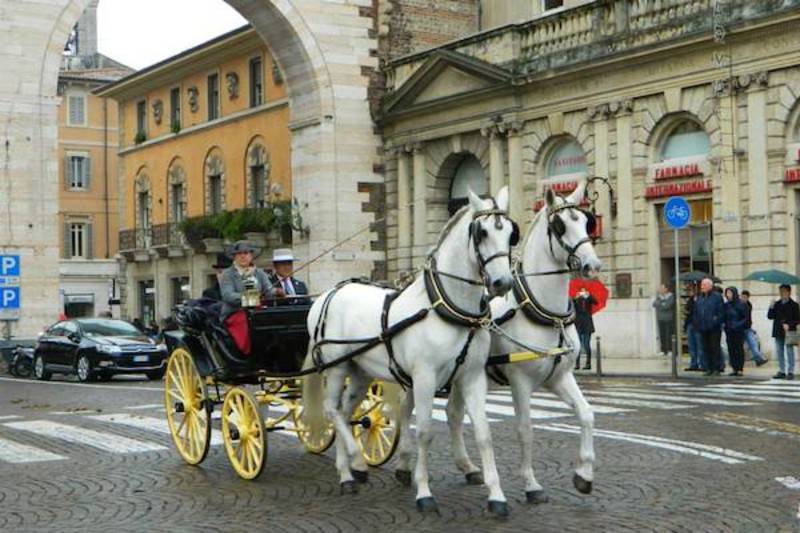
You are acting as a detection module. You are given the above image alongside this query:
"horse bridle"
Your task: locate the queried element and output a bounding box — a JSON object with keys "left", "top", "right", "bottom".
{"left": 521, "top": 202, "right": 596, "bottom": 277}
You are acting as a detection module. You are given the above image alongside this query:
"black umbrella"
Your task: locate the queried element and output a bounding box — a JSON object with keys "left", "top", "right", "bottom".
{"left": 676, "top": 271, "right": 722, "bottom": 284}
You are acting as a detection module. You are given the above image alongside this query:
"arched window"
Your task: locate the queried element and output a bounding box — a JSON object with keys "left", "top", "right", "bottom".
{"left": 447, "top": 154, "right": 487, "bottom": 215}
{"left": 545, "top": 139, "right": 587, "bottom": 178}
{"left": 134, "top": 171, "right": 151, "bottom": 248}
{"left": 167, "top": 162, "right": 187, "bottom": 224}
{"left": 660, "top": 121, "right": 710, "bottom": 161}
{"left": 205, "top": 150, "right": 225, "bottom": 214}
{"left": 246, "top": 141, "right": 270, "bottom": 208}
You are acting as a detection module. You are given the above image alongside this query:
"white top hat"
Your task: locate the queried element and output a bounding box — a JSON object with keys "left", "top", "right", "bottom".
{"left": 273, "top": 248, "right": 295, "bottom": 262}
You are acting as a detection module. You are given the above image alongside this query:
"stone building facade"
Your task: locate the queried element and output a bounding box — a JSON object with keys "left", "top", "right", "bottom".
{"left": 379, "top": 0, "right": 800, "bottom": 358}
{"left": 0, "top": 0, "right": 383, "bottom": 337}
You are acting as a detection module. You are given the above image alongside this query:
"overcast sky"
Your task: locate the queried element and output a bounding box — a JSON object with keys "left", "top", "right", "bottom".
{"left": 97, "top": 0, "right": 247, "bottom": 70}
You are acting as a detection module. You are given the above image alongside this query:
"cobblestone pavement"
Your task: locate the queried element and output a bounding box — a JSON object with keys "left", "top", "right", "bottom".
{"left": 0, "top": 374, "right": 798, "bottom": 532}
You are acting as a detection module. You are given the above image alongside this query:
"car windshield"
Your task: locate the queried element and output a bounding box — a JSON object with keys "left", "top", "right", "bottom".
{"left": 78, "top": 319, "right": 144, "bottom": 337}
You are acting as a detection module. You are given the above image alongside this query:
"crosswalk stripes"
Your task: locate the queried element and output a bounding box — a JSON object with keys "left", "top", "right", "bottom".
{"left": 0, "top": 437, "right": 66, "bottom": 463}
{"left": 87, "top": 413, "right": 224, "bottom": 446}
{"left": 3, "top": 420, "right": 167, "bottom": 454}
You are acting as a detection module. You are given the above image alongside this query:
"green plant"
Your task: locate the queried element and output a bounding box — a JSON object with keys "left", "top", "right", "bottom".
{"left": 271, "top": 198, "right": 310, "bottom": 239}
{"left": 178, "top": 215, "right": 223, "bottom": 245}
{"left": 220, "top": 208, "right": 272, "bottom": 241}
{"left": 170, "top": 120, "right": 181, "bottom": 134}
{"left": 134, "top": 130, "right": 146, "bottom": 144}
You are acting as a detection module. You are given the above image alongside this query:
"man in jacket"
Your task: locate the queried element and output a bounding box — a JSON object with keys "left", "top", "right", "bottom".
{"left": 652, "top": 283, "right": 675, "bottom": 356}
{"left": 573, "top": 287, "right": 597, "bottom": 370}
{"left": 767, "top": 284, "right": 799, "bottom": 380}
{"left": 684, "top": 284, "right": 704, "bottom": 371}
{"left": 691, "top": 278, "right": 725, "bottom": 376}
{"left": 267, "top": 248, "right": 309, "bottom": 306}
{"left": 740, "top": 290, "right": 768, "bottom": 367}
{"left": 723, "top": 287, "right": 748, "bottom": 376}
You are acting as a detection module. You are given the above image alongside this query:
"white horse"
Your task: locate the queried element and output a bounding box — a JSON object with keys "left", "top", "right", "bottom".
{"left": 446, "top": 180, "right": 602, "bottom": 503}
{"left": 303, "top": 188, "right": 517, "bottom": 516}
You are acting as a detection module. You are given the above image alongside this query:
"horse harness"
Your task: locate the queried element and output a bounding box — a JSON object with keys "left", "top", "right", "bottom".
{"left": 310, "top": 206, "right": 517, "bottom": 390}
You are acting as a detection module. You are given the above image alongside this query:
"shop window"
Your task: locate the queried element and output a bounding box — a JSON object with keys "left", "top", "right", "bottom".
{"left": 171, "top": 277, "right": 191, "bottom": 307}
{"left": 250, "top": 56, "right": 263, "bottom": 107}
{"left": 448, "top": 155, "right": 487, "bottom": 215}
{"left": 208, "top": 73, "right": 220, "bottom": 121}
{"left": 657, "top": 198, "right": 713, "bottom": 285}
{"left": 545, "top": 139, "right": 587, "bottom": 178}
{"left": 138, "top": 280, "right": 155, "bottom": 325}
{"left": 660, "top": 121, "right": 710, "bottom": 161}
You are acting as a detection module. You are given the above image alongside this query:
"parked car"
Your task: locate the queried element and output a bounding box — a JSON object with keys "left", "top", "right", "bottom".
{"left": 33, "top": 318, "right": 168, "bottom": 382}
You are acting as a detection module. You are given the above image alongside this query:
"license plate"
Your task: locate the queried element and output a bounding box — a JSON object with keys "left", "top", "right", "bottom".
{"left": 133, "top": 355, "right": 149, "bottom": 363}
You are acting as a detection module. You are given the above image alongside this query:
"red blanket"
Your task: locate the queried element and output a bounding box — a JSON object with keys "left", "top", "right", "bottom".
{"left": 224, "top": 309, "right": 251, "bottom": 356}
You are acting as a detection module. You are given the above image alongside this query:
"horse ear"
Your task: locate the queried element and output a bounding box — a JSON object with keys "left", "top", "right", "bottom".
{"left": 567, "top": 179, "right": 588, "bottom": 205}
{"left": 467, "top": 187, "right": 485, "bottom": 212}
{"left": 495, "top": 186, "right": 509, "bottom": 211}
{"left": 545, "top": 188, "right": 557, "bottom": 210}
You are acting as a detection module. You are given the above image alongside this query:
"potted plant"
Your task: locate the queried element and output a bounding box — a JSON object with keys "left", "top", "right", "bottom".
{"left": 170, "top": 120, "right": 181, "bottom": 134}
{"left": 179, "top": 214, "right": 224, "bottom": 253}
{"left": 134, "top": 131, "right": 146, "bottom": 144}
{"left": 242, "top": 208, "right": 273, "bottom": 247}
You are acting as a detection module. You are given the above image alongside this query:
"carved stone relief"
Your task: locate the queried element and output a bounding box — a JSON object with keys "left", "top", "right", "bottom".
{"left": 152, "top": 99, "right": 163, "bottom": 125}
{"left": 226, "top": 72, "right": 239, "bottom": 99}
{"left": 187, "top": 87, "right": 199, "bottom": 113}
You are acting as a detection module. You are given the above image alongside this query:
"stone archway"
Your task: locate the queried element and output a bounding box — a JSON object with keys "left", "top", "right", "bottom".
{"left": 0, "top": 0, "right": 380, "bottom": 335}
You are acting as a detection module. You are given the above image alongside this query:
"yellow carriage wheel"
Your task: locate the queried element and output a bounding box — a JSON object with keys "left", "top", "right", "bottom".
{"left": 352, "top": 381, "right": 400, "bottom": 467}
{"left": 164, "top": 348, "right": 212, "bottom": 465}
{"left": 293, "top": 406, "right": 335, "bottom": 454}
{"left": 221, "top": 387, "right": 266, "bottom": 480}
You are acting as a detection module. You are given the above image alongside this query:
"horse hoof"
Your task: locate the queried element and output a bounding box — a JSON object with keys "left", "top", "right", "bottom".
{"left": 573, "top": 473, "right": 593, "bottom": 494}
{"left": 340, "top": 480, "right": 358, "bottom": 495}
{"left": 395, "top": 469, "right": 412, "bottom": 487}
{"left": 416, "top": 497, "right": 439, "bottom": 514}
{"left": 525, "top": 490, "right": 549, "bottom": 504}
{"left": 351, "top": 469, "right": 369, "bottom": 484}
{"left": 487, "top": 500, "right": 510, "bottom": 518}
{"left": 465, "top": 471, "right": 484, "bottom": 486}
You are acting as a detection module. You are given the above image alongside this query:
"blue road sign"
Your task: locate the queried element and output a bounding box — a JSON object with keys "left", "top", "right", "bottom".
{"left": 0, "top": 287, "right": 20, "bottom": 309}
{"left": 664, "top": 196, "right": 691, "bottom": 230}
{"left": 0, "top": 255, "right": 20, "bottom": 277}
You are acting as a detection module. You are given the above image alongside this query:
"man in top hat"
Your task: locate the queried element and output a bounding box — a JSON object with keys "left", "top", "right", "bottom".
{"left": 202, "top": 253, "right": 232, "bottom": 301}
{"left": 268, "top": 248, "right": 309, "bottom": 305}
{"left": 220, "top": 241, "right": 274, "bottom": 355}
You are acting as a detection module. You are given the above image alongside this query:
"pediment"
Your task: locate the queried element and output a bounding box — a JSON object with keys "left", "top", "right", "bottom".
{"left": 384, "top": 50, "right": 511, "bottom": 115}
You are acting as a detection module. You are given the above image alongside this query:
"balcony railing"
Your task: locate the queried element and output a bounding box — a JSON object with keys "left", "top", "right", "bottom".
{"left": 119, "top": 228, "right": 152, "bottom": 252}
{"left": 386, "top": 0, "right": 800, "bottom": 90}
{"left": 152, "top": 223, "right": 185, "bottom": 247}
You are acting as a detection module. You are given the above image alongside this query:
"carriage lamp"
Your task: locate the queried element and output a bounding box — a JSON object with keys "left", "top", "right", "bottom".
{"left": 241, "top": 277, "right": 261, "bottom": 308}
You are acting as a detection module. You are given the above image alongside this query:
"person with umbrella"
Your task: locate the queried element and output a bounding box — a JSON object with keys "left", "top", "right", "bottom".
{"left": 573, "top": 287, "right": 597, "bottom": 370}
{"left": 767, "top": 284, "right": 798, "bottom": 380}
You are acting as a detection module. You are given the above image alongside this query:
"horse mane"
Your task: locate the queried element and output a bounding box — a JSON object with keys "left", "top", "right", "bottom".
{"left": 426, "top": 204, "right": 472, "bottom": 260}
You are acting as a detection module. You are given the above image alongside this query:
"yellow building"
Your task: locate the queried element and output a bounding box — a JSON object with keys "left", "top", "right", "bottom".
{"left": 58, "top": 1, "right": 132, "bottom": 318}
{"left": 97, "top": 25, "right": 291, "bottom": 323}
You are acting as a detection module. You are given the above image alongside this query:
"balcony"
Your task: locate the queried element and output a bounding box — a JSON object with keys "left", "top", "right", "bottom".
{"left": 385, "top": 0, "right": 800, "bottom": 91}
{"left": 152, "top": 223, "right": 187, "bottom": 258}
{"left": 119, "top": 228, "right": 153, "bottom": 262}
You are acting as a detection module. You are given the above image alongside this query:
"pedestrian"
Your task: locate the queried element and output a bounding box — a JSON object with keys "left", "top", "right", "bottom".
{"left": 652, "top": 283, "right": 675, "bottom": 356}
{"left": 691, "top": 278, "right": 725, "bottom": 376}
{"left": 740, "top": 290, "right": 769, "bottom": 367}
{"left": 573, "top": 287, "right": 596, "bottom": 370}
{"left": 723, "top": 287, "right": 747, "bottom": 376}
{"left": 684, "top": 284, "right": 704, "bottom": 371}
{"left": 767, "top": 284, "right": 799, "bottom": 380}
{"left": 713, "top": 285, "right": 727, "bottom": 372}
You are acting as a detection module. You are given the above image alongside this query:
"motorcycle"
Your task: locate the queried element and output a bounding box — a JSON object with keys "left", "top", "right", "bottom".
{"left": 9, "top": 345, "right": 34, "bottom": 378}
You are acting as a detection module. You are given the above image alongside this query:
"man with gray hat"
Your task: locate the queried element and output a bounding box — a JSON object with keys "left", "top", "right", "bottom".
{"left": 220, "top": 241, "right": 274, "bottom": 355}
{"left": 268, "top": 248, "right": 309, "bottom": 305}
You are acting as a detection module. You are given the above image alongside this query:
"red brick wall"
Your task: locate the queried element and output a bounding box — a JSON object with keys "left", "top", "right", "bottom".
{"left": 384, "top": 0, "right": 479, "bottom": 59}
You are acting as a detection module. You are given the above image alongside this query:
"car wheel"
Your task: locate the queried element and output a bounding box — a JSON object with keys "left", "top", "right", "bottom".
{"left": 146, "top": 369, "right": 165, "bottom": 381}
{"left": 34, "top": 355, "right": 51, "bottom": 381}
{"left": 75, "top": 355, "right": 95, "bottom": 383}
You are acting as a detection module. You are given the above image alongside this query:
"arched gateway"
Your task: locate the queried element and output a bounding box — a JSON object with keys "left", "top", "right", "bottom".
{"left": 0, "top": 1, "right": 381, "bottom": 335}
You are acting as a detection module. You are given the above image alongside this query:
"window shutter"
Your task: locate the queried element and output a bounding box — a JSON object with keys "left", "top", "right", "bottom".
{"left": 84, "top": 157, "right": 91, "bottom": 190}
{"left": 63, "top": 223, "right": 71, "bottom": 259}
{"left": 86, "top": 223, "right": 94, "bottom": 259}
{"left": 64, "top": 156, "right": 72, "bottom": 190}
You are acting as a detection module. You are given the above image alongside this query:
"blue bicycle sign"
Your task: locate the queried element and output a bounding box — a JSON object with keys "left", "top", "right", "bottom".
{"left": 664, "top": 197, "right": 691, "bottom": 230}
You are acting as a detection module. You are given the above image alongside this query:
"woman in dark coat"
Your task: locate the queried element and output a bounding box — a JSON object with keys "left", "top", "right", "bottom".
{"left": 723, "top": 286, "right": 748, "bottom": 376}
{"left": 573, "top": 287, "right": 597, "bottom": 370}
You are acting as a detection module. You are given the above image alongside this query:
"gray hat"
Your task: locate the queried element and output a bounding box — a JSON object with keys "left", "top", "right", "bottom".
{"left": 227, "top": 240, "right": 259, "bottom": 257}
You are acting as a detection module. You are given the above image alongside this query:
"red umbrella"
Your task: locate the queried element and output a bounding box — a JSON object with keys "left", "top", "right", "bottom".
{"left": 569, "top": 278, "right": 609, "bottom": 315}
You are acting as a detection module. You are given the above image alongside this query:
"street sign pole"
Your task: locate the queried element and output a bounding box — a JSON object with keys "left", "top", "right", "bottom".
{"left": 664, "top": 197, "right": 691, "bottom": 377}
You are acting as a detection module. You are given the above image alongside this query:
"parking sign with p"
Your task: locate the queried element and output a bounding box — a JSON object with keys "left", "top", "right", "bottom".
{"left": 0, "top": 255, "right": 21, "bottom": 313}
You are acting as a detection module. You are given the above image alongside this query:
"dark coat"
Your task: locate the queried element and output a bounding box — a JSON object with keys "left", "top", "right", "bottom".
{"left": 767, "top": 297, "right": 800, "bottom": 338}
{"left": 267, "top": 273, "right": 310, "bottom": 305}
{"left": 652, "top": 292, "right": 675, "bottom": 323}
{"left": 691, "top": 290, "right": 725, "bottom": 333}
{"left": 684, "top": 295, "right": 696, "bottom": 331}
{"left": 723, "top": 287, "right": 748, "bottom": 333}
{"left": 202, "top": 283, "right": 222, "bottom": 301}
{"left": 573, "top": 294, "right": 596, "bottom": 334}
{"left": 743, "top": 300, "right": 753, "bottom": 329}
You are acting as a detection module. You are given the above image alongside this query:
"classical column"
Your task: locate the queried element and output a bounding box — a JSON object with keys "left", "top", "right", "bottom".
{"left": 412, "top": 143, "right": 428, "bottom": 265}
{"left": 507, "top": 122, "right": 524, "bottom": 221}
{"left": 614, "top": 100, "right": 634, "bottom": 228}
{"left": 396, "top": 147, "right": 412, "bottom": 272}
{"left": 483, "top": 125, "right": 506, "bottom": 196}
{"left": 742, "top": 71, "right": 770, "bottom": 217}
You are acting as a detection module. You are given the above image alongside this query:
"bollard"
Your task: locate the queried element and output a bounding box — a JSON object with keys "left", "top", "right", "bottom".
{"left": 595, "top": 336, "right": 602, "bottom": 376}
{"left": 671, "top": 333, "right": 678, "bottom": 379}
